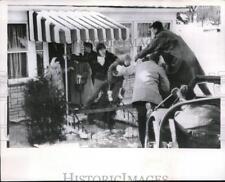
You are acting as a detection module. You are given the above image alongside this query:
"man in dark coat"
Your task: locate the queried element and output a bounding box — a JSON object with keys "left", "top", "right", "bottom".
{"left": 71, "top": 42, "right": 97, "bottom": 83}
{"left": 84, "top": 43, "right": 123, "bottom": 129}
{"left": 135, "top": 21, "right": 211, "bottom": 97}
{"left": 85, "top": 43, "right": 121, "bottom": 106}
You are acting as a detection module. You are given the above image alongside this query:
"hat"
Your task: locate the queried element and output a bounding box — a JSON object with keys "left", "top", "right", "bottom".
{"left": 150, "top": 21, "right": 163, "bottom": 31}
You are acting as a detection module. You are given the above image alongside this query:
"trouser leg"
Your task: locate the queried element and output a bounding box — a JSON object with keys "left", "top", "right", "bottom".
{"left": 134, "top": 102, "right": 147, "bottom": 147}
{"left": 85, "top": 79, "right": 107, "bottom": 106}
{"left": 105, "top": 111, "right": 116, "bottom": 130}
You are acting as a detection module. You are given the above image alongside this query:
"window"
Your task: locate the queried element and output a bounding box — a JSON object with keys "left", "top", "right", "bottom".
{"left": 36, "top": 42, "right": 44, "bottom": 77}
{"left": 114, "top": 23, "right": 133, "bottom": 57}
{"left": 137, "top": 22, "right": 170, "bottom": 38}
{"left": 8, "top": 24, "right": 28, "bottom": 79}
{"left": 136, "top": 22, "right": 171, "bottom": 54}
{"left": 163, "top": 22, "right": 170, "bottom": 30}
{"left": 122, "top": 23, "right": 132, "bottom": 39}
{"left": 137, "top": 23, "right": 152, "bottom": 38}
{"left": 136, "top": 23, "right": 152, "bottom": 54}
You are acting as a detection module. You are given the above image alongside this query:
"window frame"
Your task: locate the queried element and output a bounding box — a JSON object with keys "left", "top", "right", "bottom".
{"left": 7, "top": 22, "right": 39, "bottom": 85}
{"left": 137, "top": 22, "right": 153, "bottom": 38}
{"left": 7, "top": 23, "right": 29, "bottom": 83}
{"left": 117, "top": 21, "right": 135, "bottom": 59}
{"left": 134, "top": 20, "right": 173, "bottom": 54}
{"left": 35, "top": 42, "right": 44, "bottom": 77}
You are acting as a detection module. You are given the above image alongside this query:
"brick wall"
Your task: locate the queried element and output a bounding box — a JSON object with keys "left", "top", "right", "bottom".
{"left": 8, "top": 83, "right": 27, "bottom": 122}
{"left": 7, "top": 75, "right": 135, "bottom": 123}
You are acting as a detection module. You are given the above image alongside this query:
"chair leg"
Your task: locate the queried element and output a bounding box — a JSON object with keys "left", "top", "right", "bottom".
{"left": 144, "top": 118, "right": 150, "bottom": 148}
{"left": 153, "top": 119, "right": 160, "bottom": 148}
{"left": 169, "top": 119, "right": 179, "bottom": 148}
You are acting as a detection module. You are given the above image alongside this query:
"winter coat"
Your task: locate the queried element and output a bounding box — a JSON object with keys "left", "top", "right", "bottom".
{"left": 93, "top": 51, "right": 118, "bottom": 80}
{"left": 117, "top": 60, "right": 170, "bottom": 105}
{"left": 71, "top": 51, "right": 97, "bottom": 81}
{"left": 136, "top": 30, "right": 208, "bottom": 92}
{"left": 70, "top": 61, "right": 93, "bottom": 106}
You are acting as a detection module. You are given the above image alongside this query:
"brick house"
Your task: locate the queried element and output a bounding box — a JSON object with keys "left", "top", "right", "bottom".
{"left": 7, "top": 3, "right": 187, "bottom": 122}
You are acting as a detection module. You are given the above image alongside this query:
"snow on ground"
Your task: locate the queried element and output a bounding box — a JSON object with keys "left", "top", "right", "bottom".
{"left": 35, "top": 124, "right": 140, "bottom": 148}
{"left": 9, "top": 119, "right": 141, "bottom": 148}
{"left": 9, "top": 121, "right": 31, "bottom": 148}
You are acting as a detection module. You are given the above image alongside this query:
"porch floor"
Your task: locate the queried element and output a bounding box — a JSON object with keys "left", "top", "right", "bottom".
{"left": 9, "top": 119, "right": 141, "bottom": 148}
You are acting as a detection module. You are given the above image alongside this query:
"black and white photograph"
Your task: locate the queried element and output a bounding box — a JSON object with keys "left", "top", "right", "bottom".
{"left": 1, "top": 0, "right": 225, "bottom": 181}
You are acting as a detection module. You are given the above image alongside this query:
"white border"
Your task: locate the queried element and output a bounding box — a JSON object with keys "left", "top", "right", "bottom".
{"left": 1, "top": 0, "right": 225, "bottom": 181}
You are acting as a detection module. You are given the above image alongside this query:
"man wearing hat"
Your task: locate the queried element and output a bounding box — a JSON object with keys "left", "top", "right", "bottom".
{"left": 135, "top": 21, "right": 210, "bottom": 98}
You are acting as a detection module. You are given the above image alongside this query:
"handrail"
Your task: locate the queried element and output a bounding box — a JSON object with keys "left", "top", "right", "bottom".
{"left": 70, "top": 104, "right": 133, "bottom": 114}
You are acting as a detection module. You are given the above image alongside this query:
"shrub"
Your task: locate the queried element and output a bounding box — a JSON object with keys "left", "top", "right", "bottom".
{"left": 24, "top": 76, "right": 66, "bottom": 145}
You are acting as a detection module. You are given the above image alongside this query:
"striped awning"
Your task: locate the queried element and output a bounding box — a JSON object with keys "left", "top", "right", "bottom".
{"left": 27, "top": 10, "right": 129, "bottom": 44}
